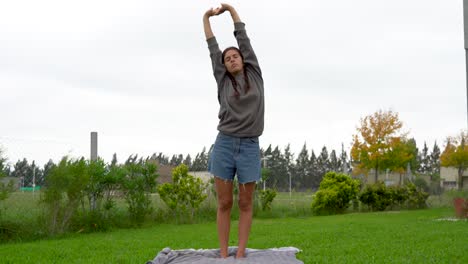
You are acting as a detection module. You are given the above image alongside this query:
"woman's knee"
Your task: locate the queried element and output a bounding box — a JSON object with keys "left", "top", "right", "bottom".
{"left": 238, "top": 197, "right": 253, "bottom": 212}
{"left": 218, "top": 197, "right": 233, "bottom": 212}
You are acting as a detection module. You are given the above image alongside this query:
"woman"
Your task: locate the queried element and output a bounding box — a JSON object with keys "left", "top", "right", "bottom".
{"left": 203, "top": 3, "right": 264, "bottom": 259}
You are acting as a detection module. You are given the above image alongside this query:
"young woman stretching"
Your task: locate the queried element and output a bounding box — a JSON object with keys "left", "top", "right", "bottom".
{"left": 203, "top": 3, "right": 264, "bottom": 259}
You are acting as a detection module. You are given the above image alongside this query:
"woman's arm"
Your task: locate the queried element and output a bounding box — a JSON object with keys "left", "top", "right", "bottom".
{"left": 204, "top": 7, "right": 226, "bottom": 84}
{"left": 221, "top": 4, "right": 262, "bottom": 75}
{"left": 220, "top": 3, "right": 241, "bottom": 23}
{"left": 203, "top": 8, "right": 217, "bottom": 40}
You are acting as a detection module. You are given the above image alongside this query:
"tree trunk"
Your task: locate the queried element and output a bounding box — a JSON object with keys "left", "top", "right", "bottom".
{"left": 374, "top": 164, "right": 379, "bottom": 183}
{"left": 458, "top": 167, "right": 465, "bottom": 190}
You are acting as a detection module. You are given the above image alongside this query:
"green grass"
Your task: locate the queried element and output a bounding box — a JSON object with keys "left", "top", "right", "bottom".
{"left": 1, "top": 208, "right": 466, "bottom": 263}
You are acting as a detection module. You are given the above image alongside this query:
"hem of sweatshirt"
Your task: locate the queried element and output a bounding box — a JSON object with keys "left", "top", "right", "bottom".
{"left": 218, "top": 130, "right": 262, "bottom": 138}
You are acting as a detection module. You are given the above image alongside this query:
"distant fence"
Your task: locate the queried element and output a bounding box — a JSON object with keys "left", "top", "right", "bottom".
{"left": 20, "top": 186, "right": 41, "bottom": 191}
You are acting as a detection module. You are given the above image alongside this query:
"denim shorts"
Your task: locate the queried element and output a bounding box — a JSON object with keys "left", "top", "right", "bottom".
{"left": 208, "top": 132, "right": 261, "bottom": 184}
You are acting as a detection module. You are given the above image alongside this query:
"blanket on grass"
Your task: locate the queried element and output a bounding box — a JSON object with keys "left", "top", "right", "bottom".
{"left": 147, "top": 247, "right": 303, "bottom": 264}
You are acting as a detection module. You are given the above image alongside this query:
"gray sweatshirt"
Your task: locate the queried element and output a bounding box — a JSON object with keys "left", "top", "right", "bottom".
{"left": 207, "top": 22, "right": 264, "bottom": 138}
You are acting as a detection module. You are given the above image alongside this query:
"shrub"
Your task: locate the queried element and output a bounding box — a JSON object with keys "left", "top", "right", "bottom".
{"left": 311, "top": 172, "right": 360, "bottom": 214}
{"left": 259, "top": 189, "right": 277, "bottom": 211}
{"left": 359, "top": 182, "right": 392, "bottom": 211}
{"left": 406, "top": 182, "right": 429, "bottom": 209}
{"left": 413, "top": 177, "right": 430, "bottom": 193}
{"left": 388, "top": 185, "right": 408, "bottom": 208}
{"left": 41, "top": 157, "right": 90, "bottom": 234}
{"left": 157, "top": 164, "right": 207, "bottom": 222}
{"left": 121, "top": 159, "right": 158, "bottom": 224}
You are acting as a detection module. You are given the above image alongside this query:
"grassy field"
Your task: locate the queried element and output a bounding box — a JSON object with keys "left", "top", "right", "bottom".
{"left": 0, "top": 207, "right": 466, "bottom": 263}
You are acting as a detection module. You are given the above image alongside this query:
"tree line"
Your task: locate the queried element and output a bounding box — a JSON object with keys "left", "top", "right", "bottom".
{"left": 1, "top": 110, "right": 466, "bottom": 192}
{"left": 0, "top": 140, "right": 442, "bottom": 192}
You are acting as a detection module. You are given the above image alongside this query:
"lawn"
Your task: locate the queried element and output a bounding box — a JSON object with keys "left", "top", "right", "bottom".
{"left": 0, "top": 208, "right": 466, "bottom": 263}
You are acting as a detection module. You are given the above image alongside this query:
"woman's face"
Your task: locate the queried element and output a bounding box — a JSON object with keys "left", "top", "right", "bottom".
{"left": 223, "top": 49, "right": 244, "bottom": 75}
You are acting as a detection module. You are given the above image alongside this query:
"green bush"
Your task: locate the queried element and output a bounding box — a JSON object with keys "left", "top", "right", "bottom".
{"left": 388, "top": 185, "right": 408, "bottom": 208}
{"left": 406, "top": 183, "right": 429, "bottom": 209}
{"left": 413, "top": 177, "right": 430, "bottom": 193}
{"left": 41, "top": 157, "right": 90, "bottom": 234}
{"left": 311, "top": 172, "right": 360, "bottom": 214}
{"left": 121, "top": 159, "right": 158, "bottom": 224}
{"left": 359, "top": 182, "right": 392, "bottom": 211}
{"left": 359, "top": 181, "right": 429, "bottom": 211}
{"left": 259, "top": 189, "right": 277, "bottom": 211}
{"left": 157, "top": 164, "right": 207, "bottom": 222}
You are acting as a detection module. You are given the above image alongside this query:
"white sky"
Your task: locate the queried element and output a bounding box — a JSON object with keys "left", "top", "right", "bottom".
{"left": 0, "top": 0, "right": 466, "bottom": 166}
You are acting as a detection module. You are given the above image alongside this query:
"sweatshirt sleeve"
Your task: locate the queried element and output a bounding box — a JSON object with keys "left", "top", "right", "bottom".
{"left": 234, "top": 22, "right": 261, "bottom": 76}
{"left": 207, "top": 37, "right": 226, "bottom": 84}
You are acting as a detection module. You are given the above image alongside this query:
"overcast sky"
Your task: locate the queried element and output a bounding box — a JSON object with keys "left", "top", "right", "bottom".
{"left": 0, "top": 0, "right": 466, "bottom": 166}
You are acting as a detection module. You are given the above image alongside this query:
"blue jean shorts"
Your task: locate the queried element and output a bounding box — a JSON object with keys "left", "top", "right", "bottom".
{"left": 208, "top": 132, "right": 261, "bottom": 184}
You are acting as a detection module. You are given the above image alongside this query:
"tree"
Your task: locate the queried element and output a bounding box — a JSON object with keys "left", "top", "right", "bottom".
{"left": 0, "top": 148, "right": 14, "bottom": 205}
{"left": 43, "top": 159, "right": 56, "bottom": 185}
{"left": 295, "top": 143, "right": 311, "bottom": 191}
{"left": 418, "top": 142, "right": 430, "bottom": 175}
{"left": 191, "top": 147, "right": 208, "bottom": 171}
{"left": 340, "top": 143, "right": 350, "bottom": 174}
{"left": 309, "top": 150, "right": 319, "bottom": 189}
{"left": 311, "top": 171, "right": 360, "bottom": 214}
{"left": 11, "top": 158, "right": 29, "bottom": 178}
{"left": 42, "top": 157, "right": 90, "bottom": 234}
{"left": 122, "top": 157, "right": 159, "bottom": 223}
{"left": 283, "top": 144, "right": 294, "bottom": 191}
{"left": 429, "top": 142, "right": 441, "bottom": 178}
{"left": 329, "top": 149, "right": 341, "bottom": 172}
{"left": 440, "top": 131, "right": 468, "bottom": 190}
{"left": 351, "top": 109, "right": 406, "bottom": 183}
{"left": 183, "top": 154, "right": 192, "bottom": 168}
{"left": 0, "top": 147, "right": 7, "bottom": 178}
{"left": 157, "top": 164, "right": 207, "bottom": 222}
{"left": 268, "top": 146, "right": 288, "bottom": 190}
{"left": 316, "top": 146, "right": 330, "bottom": 182}
{"left": 381, "top": 137, "right": 415, "bottom": 185}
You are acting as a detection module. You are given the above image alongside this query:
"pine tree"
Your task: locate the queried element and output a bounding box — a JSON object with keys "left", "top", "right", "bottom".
{"left": 0, "top": 149, "right": 7, "bottom": 178}
{"left": 418, "top": 142, "right": 430, "bottom": 175}
{"left": 309, "top": 150, "right": 318, "bottom": 189}
{"left": 183, "top": 154, "right": 192, "bottom": 168}
{"left": 340, "top": 143, "right": 350, "bottom": 175}
{"left": 283, "top": 144, "right": 295, "bottom": 192}
{"left": 329, "top": 149, "right": 340, "bottom": 172}
{"left": 43, "top": 159, "right": 55, "bottom": 184}
{"left": 268, "top": 146, "right": 288, "bottom": 190}
{"left": 429, "top": 141, "right": 441, "bottom": 178}
{"left": 316, "top": 146, "right": 330, "bottom": 180}
{"left": 170, "top": 155, "right": 177, "bottom": 166}
{"left": 111, "top": 153, "right": 119, "bottom": 166}
{"left": 295, "top": 143, "right": 310, "bottom": 191}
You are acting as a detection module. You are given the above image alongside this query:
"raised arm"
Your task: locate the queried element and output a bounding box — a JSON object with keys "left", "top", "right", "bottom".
{"left": 220, "top": 3, "right": 241, "bottom": 23}
{"left": 203, "top": 8, "right": 217, "bottom": 40}
{"left": 221, "top": 4, "right": 261, "bottom": 75}
{"left": 204, "top": 7, "right": 227, "bottom": 85}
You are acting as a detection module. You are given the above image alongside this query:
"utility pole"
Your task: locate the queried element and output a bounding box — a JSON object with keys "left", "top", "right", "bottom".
{"left": 90, "top": 132, "right": 98, "bottom": 161}
{"left": 90, "top": 132, "right": 98, "bottom": 211}
{"left": 32, "top": 162, "right": 36, "bottom": 196}
{"left": 464, "top": 1, "right": 468, "bottom": 127}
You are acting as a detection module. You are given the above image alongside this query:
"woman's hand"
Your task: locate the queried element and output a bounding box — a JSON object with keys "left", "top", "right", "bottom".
{"left": 205, "top": 3, "right": 234, "bottom": 18}
{"left": 204, "top": 7, "right": 218, "bottom": 18}
{"left": 219, "top": 3, "right": 234, "bottom": 13}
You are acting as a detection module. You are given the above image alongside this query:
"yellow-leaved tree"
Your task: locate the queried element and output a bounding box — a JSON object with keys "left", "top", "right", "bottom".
{"left": 440, "top": 130, "right": 468, "bottom": 190}
{"left": 351, "top": 110, "right": 408, "bottom": 183}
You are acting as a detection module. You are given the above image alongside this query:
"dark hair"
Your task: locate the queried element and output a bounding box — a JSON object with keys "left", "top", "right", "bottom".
{"left": 222, "top": 47, "right": 250, "bottom": 99}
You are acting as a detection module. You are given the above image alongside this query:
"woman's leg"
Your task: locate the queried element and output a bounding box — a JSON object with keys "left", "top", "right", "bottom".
{"left": 236, "top": 181, "right": 256, "bottom": 258}
{"left": 215, "top": 177, "right": 234, "bottom": 258}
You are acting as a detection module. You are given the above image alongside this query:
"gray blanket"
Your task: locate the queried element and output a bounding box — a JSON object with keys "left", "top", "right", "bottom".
{"left": 147, "top": 247, "right": 303, "bottom": 264}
